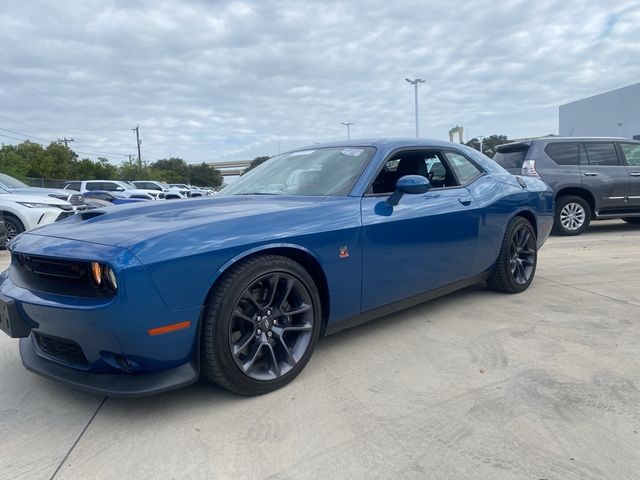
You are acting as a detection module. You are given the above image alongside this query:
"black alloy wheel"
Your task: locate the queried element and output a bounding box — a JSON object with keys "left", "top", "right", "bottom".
{"left": 201, "top": 255, "right": 321, "bottom": 395}
{"left": 509, "top": 224, "right": 536, "bottom": 286}
{"left": 228, "top": 271, "right": 314, "bottom": 381}
{"left": 487, "top": 216, "right": 537, "bottom": 293}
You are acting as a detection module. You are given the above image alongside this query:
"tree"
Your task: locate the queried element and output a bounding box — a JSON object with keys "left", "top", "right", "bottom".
{"left": 465, "top": 135, "right": 510, "bottom": 158}
{"left": 149, "top": 157, "right": 189, "bottom": 183}
{"left": 188, "top": 162, "right": 223, "bottom": 187}
{"left": 244, "top": 155, "right": 270, "bottom": 173}
{"left": 0, "top": 145, "right": 29, "bottom": 179}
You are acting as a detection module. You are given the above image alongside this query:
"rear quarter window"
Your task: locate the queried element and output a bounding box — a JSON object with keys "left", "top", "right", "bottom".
{"left": 493, "top": 149, "right": 528, "bottom": 169}
{"left": 544, "top": 142, "right": 580, "bottom": 165}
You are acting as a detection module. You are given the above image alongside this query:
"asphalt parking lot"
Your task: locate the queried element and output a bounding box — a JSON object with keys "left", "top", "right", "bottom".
{"left": 1, "top": 220, "right": 639, "bottom": 480}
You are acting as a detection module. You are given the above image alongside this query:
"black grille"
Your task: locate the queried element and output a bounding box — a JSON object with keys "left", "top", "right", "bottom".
{"left": 56, "top": 211, "right": 75, "bottom": 222}
{"left": 34, "top": 333, "right": 88, "bottom": 366}
{"left": 10, "top": 254, "right": 113, "bottom": 298}
{"left": 69, "top": 194, "right": 85, "bottom": 205}
{"left": 15, "top": 254, "right": 85, "bottom": 279}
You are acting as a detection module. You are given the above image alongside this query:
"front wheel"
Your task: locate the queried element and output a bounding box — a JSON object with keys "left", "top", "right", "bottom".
{"left": 487, "top": 216, "right": 537, "bottom": 293}
{"left": 4, "top": 214, "right": 25, "bottom": 240}
{"left": 201, "top": 255, "right": 321, "bottom": 395}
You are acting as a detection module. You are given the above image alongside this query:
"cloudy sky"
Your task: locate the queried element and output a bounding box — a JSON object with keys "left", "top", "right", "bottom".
{"left": 0, "top": 0, "right": 638, "bottom": 164}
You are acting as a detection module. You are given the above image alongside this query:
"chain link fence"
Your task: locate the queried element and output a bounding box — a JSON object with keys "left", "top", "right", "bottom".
{"left": 23, "top": 178, "right": 70, "bottom": 189}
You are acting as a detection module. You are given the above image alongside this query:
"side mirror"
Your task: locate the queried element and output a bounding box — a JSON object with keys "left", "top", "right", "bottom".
{"left": 386, "top": 175, "right": 431, "bottom": 206}
{"left": 115, "top": 186, "right": 125, "bottom": 192}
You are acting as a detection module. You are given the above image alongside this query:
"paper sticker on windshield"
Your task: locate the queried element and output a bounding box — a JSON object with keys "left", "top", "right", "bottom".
{"left": 289, "top": 150, "right": 315, "bottom": 156}
{"left": 341, "top": 148, "right": 364, "bottom": 156}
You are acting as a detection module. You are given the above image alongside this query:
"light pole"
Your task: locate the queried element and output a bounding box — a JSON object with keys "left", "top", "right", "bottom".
{"left": 341, "top": 122, "right": 353, "bottom": 140}
{"left": 405, "top": 78, "right": 425, "bottom": 137}
{"left": 477, "top": 135, "right": 485, "bottom": 154}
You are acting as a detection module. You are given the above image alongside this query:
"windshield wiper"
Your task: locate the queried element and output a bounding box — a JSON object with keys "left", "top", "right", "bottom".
{"left": 233, "top": 192, "right": 279, "bottom": 195}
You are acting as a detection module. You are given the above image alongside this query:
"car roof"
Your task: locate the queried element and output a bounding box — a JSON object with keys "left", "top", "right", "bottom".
{"left": 292, "top": 137, "right": 461, "bottom": 152}
{"left": 498, "top": 136, "right": 640, "bottom": 150}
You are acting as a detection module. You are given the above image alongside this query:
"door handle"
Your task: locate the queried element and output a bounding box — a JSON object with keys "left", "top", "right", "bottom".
{"left": 583, "top": 172, "right": 598, "bottom": 176}
{"left": 458, "top": 196, "right": 472, "bottom": 206}
{"left": 630, "top": 172, "right": 640, "bottom": 177}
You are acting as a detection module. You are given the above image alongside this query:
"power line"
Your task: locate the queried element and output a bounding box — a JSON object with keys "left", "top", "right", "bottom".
{"left": 0, "top": 114, "right": 39, "bottom": 130}
{"left": 0, "top": 126, "right": 128, "bottom": 158}
{"left": 0, "top": 69, "right": 73, "bottom": 109}
{"left": 0, "top": 126, "right": 51, "bottom": 143}
{"left": 0, "top": 132, "right": 47, "bottom": 144}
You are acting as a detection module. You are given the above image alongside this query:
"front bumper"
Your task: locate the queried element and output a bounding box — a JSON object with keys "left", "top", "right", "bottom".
{"left": 2, "top": 233, "right": 203, "bottom": 396}
{"left": 20, "top": 336, "right": 198, "bottom": 397}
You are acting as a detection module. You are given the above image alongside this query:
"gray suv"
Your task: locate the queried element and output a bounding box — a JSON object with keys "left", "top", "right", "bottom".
{"left": 494, "top": 137, "right": 640, "bottom": 235}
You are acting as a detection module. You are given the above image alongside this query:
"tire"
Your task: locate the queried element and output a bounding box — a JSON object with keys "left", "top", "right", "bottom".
{"left": 622, "top": 217, "right": 640, "bottom": 225}
{"left": 4, "top": 214, "right": 25, "bottom": 240}
{"left": 553, "top": 195, "right": 591, "bottom": 236}
{"left": 487, "top": 216, "right": 537, "bottom": 293}
{"left": 201, "top": 255, "right": 321, "bottom": 395}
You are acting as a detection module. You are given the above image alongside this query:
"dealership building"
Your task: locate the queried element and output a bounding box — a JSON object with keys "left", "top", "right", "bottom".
{"left": 559, "top": 82, "right": 640, "bottom": 140}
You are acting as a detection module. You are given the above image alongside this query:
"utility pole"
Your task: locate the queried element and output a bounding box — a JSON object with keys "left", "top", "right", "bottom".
{"left": 405, "top": 78, "right": 426, "bottom": 137}
{"left": 57, "top": 137, "right": 75, "bottom": 148}
{"left": 341, "top": 122, "right": 353, "bottom": 140}
{"left": 131, "top": 125, "right": 142, "bottom": 171}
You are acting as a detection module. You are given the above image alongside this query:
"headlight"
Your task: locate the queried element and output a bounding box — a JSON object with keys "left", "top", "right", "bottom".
{"left": 90, "top": 262, "right": 118, "bottom": 291}
{"left": 17, "top": 202, "right": 56, "bottom": 208}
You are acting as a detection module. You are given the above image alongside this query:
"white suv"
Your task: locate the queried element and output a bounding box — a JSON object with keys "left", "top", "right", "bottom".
{"left": 132, "top": 181, "right": 186, "bottom": 200}
{"left": 0, "top": 187, "right": 74, "bottom": 239}
{"left": 64, "top": 180, "right": 155, "bottom": 200}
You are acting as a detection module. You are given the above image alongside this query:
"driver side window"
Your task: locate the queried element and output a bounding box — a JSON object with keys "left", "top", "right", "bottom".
{"left": 370, "top": 150, "right": 457, "bottom": 194}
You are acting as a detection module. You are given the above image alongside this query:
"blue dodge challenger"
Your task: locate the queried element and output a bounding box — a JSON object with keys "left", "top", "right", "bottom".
{"left": 0, "top": 139, "right": 553, "bottom": 396}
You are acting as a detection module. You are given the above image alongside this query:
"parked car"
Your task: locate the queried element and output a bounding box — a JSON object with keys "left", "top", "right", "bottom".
{"left": 64, "top": 180, "right": 154, "bottom": 201}
{"left": 0, "top": 211, "right": 6, "bottom": 248}
{"left": 132, "top": 181, "right": 187, "bottom": 200}
{"left": 494, "top": 137, "right": 640, "bottom": 235}
{"left": 83, "top": 191, "right": 150, "bottom": 207}
{"left": 168, "top": 183, "right": 204, "bottom": 197}
{"left": 0, "top": 139, "right": 553, "bottom": 397}
{"left": 0, "top": 173, "right": 87, "bottom": 210}
{"left": 0, "top": 187, "right": 75, "bottom": 239}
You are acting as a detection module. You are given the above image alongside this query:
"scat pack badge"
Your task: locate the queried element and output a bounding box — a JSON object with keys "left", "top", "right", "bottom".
{"left": 339, "top": 245, "right": 349, "bottom": 259}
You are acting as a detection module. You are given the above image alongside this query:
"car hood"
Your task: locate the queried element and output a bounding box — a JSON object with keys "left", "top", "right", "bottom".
{"left": 8, "top": 186, "right": 73, "bottom": 197}
{"left": 0, "top": 192, "right": 70, "bottom": 205}
{"left": 25, "top": 195, "right": 331, "bottom": 248}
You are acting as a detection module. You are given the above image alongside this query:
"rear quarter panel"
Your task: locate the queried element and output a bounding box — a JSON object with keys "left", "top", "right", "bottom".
{"left": 467, "top": 172, "right": 553, "bottom": 275}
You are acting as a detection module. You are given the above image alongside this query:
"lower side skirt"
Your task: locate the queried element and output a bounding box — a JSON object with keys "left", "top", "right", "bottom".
{"left": 324, "top": 272, "right": 490, "bottom": 336}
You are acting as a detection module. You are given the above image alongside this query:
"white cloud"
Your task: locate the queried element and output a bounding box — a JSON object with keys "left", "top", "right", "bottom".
{"left": 0, "top": 0, "right": 639, "bottom": 163}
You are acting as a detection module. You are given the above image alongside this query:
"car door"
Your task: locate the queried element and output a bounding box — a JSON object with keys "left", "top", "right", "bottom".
{"left": 360, "top": 149, "right": 480, "bottom": 312}
{"left": 580, "top": 142, "right": 630, "bottom": 211}
{"left": 619, "top": 142, "right": 640, "bottom": 209}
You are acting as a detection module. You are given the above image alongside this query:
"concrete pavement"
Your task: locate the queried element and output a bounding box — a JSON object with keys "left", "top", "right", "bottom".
{"left": 1, "top": 220, "right": 639, "bottom": 479}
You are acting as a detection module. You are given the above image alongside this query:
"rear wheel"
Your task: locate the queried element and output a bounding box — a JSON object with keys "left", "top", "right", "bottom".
{"left": 553, "top": 195, "right": 591, "bottom": 236}
{"left": 622, "top": 217, "right": 640, "bottom": 225}
{"left": 487, "top": 216, "right": 537, "bottom": 293}
{"left": 201, "top": 255, "right": 321, "bottom": 395}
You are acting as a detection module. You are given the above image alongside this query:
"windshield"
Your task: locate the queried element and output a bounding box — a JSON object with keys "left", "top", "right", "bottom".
{"left": 0, "top": 186, "right": 10, "bottom": 194}
{"left": 0, "top": 173, "right": 29, "bottom": 188}
{"left": 117, "top": 181, "right": 133, "bottom": 190}
{"left": 221, "top": 147, "right": 375, "bottom": 196}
